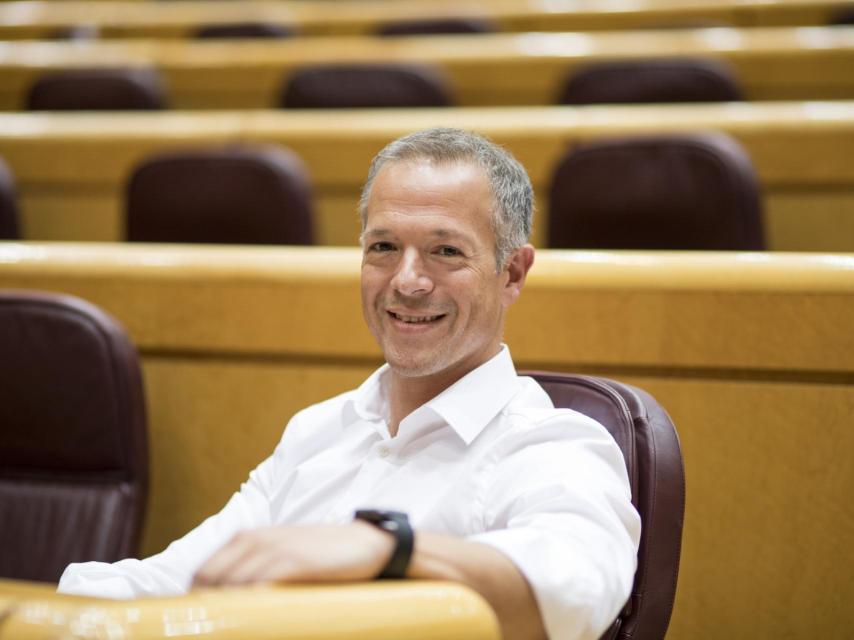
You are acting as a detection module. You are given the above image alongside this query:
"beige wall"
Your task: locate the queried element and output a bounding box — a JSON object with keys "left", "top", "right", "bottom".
{"left": 0, "top": 243, "right": 852, "bottom": 638}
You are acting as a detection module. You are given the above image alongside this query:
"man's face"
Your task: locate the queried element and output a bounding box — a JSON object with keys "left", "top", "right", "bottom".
{"left": 361, "top": 159, "right": 519, "bottom": 385}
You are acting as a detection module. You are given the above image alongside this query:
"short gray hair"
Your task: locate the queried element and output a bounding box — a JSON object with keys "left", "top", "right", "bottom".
{"left": 358, "top": 128, "right": 534, "bottom": 270}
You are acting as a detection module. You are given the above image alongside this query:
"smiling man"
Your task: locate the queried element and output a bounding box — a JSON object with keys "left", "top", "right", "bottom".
{"left": 59, "top": 129, "right": 640, "bottom": 640}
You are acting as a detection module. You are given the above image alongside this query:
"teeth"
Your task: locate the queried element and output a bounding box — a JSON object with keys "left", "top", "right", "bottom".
{"left": 393, "top": 313, "right": 441, "bottom": 323}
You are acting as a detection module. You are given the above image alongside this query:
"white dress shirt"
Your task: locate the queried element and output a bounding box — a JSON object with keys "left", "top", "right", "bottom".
{"left": 59, "top": 347, "right": 640, "bottom": 640}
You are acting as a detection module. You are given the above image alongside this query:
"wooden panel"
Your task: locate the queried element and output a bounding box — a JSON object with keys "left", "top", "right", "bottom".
{"left": 0, "top": 580, "right": 500, "bottom": 640}
{"left": 0, "top": 0, "right": 848, "bottom": 39}
{"left": 1, "top": 102, "right": 854, "bottom": 250}
{"left": 0, "top": 28, "right": 853, "bottom": 110}
{"left": 0, "top": 243, "right": 852, "bottom": 638}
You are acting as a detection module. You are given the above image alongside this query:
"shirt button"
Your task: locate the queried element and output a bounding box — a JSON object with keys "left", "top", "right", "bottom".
{"left": 378, "top": 446, "right": 390, "bottom": 458}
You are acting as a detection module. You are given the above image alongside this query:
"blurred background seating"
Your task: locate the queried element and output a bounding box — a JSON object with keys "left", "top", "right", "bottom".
{"left": 126, "top": 145, "right": 315, "bottom": 245}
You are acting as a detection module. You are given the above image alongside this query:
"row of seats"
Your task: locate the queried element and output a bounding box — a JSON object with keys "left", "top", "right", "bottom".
{"left": 52, "top": 17, "right": 497, "bottom": 41}
{"left": 0, "top": 131, "right": 765, "bottom": 250}
{"left": 21, "top": 58, "right": 744, "bottom": 111}
{"left": 7, "top": 0, "right": 854, "bottom": 41}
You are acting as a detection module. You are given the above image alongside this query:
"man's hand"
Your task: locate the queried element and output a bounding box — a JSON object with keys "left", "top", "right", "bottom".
{"left": 192, "top": 522, "right": 394, "bottom": 587}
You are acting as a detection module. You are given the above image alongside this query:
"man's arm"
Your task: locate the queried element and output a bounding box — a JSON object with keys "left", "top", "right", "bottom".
{"left": 192, "top": 522, "right": 547, "bottom": 640}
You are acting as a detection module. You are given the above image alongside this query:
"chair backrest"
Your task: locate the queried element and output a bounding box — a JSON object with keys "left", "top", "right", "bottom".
{"left": 26, "top": 68, "right": 167, "bottom": 111}
{"left": 547, "top": 132, "right": 766, "bottom": 250}
{"left": 522, "top": 371, "right": 684, "bottom": 640}
{"left": 376, "top": 17, "right": 496, "bottom": 36}
{"left": 125, "top": 145, "right": 315, "bottom": 245}
{"left": 0, "top": 290, "right": 148, "bottom": 582}
{"left": 558, "top": 58, "right": 743, "bottom": 105}
{"left": 829, "top": 7, "right": 854, "bottom": 24}
{"left": 0, "top": 157, "right": 20, "bottom": 240}
{"left": 195, "top": 22, "right": 295, "bottom": 39}
{"left": 279, "top": 64, "right": 452, "bottom": 109}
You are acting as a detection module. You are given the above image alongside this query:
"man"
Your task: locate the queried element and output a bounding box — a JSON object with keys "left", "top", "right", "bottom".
{"left": 59, "top": 128, "right": 640, "bottom": 640}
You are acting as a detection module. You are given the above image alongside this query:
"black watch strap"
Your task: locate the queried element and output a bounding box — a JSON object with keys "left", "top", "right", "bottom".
{"left": 354, "top": 509, "right": 414, "bottom": 579}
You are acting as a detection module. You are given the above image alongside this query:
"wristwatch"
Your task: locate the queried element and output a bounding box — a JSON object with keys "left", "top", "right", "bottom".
{"left": 354, "top": 509, "right": 414, "bottom": 579}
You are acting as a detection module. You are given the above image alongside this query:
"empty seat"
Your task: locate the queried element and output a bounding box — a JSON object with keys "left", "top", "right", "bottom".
{"left": 126, "top": 145, "right": 315, "bottom": 245}
{"left": 0, "top": 290, "right": 148, "bottom": 582}
{"left": 0, "top": 157, "right": 20, "bottom": 240}
{"left": 558, "top": 58, "right": 743, "bottom": 105}
{"left": 279, "top": 64, "right": 452, "bottom": 109}
{"left": 829, "top": 7, "right": 854, "bottom": 24}
{"left": 376, "top": 17, "right": 496, "bottom": 36}
{"left": 523, "top": 372, "right": 684, "bottom": 639}
{"left": 195, "top": 22, "right": 295, "bottom": 39}
{"left": 548, "top": 132, "right": 765, "bottom": 250}
{"left": 26, "top": 68, "right": 167, "bottom": 111}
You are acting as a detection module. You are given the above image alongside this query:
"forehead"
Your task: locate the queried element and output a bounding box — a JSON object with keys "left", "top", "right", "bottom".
{"left": 364, "top": 159, "right": 495, "bottom": 231}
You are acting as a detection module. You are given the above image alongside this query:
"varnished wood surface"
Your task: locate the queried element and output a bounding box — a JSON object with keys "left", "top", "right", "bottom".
{"left": 0, "top": 579, "right": 500, "bottom": 639}
{"left": 1, "top": 101, "right": 853, "bottom": 251}
{"left": 0, "top": 0, "right": 850, "bottom": 39}
{"left": 1, "top": 27, "right": 853, "bottom": 110}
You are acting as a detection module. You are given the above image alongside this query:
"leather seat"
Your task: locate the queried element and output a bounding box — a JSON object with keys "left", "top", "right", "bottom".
{"left": 0, "top": 290, "right": 148, "bottom": 582}
{"left": 26, "top": 68, "right": 167, "bottom": 111}
{"left": 126, "top": 145, "right": 315, "bottom": 245}
{"left": 195, "top": 22, "right": 295, "bottom": 39}
{"left": 280, "top": 64, "right": 452, "bottom": 109}
{"left": 548, "top": 132, "right": 766, "bottom": 250}
{"left": 0, "top": 157, "right": 19, "bottom": 240}
{"left": 558, "top": 58, "right": 743, "bottom": 105}
{"left": 523, "top": 371, "right": 685, "bottom": 640}
{"left": 376, "top": 17, "right": 496, "bottom": 36}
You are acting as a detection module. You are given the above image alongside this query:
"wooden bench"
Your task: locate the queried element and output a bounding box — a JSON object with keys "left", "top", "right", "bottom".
{"left": 0, "top": 242, "right": 851, "bottom": 639}
{"left": 0, "top": 0, "right": 850, "bottom": 39}
{"left": 1, "top": 101, "right": 853, "bottom": 251}
{"left": 1, "top": 27, "right": 852, "bottom": 110}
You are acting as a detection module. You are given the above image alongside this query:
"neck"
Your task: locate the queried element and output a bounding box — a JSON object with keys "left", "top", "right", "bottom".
{"left": 385, "top": 344, "right": 502, "bottom": 437}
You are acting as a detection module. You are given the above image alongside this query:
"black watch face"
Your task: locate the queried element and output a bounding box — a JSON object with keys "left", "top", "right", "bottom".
{"left": 355, "top": 509, "right": 408, "bottom": 523}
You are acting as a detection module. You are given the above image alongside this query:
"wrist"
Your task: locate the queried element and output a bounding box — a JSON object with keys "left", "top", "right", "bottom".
{"left": 353, "top": 510, "right": 414, "bottom": 579}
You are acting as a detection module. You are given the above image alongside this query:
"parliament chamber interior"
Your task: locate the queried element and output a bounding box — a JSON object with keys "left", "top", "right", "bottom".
{"left": 0, "top": 0, "right": 852, "bottom": 638}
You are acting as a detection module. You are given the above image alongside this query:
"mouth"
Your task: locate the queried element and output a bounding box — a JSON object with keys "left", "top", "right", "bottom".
{"left": 387, "top": 311, "right": 446, "bottom": 325}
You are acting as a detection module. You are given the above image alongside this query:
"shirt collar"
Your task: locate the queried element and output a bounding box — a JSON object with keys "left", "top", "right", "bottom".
{"left": 345, "top": 346, "right": 522, "bottom": 446}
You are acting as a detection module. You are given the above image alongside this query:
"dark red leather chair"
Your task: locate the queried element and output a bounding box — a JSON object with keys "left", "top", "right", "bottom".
{"left": 0, "top": 290, "right": 148, "bottom": 582}
{"left": 126, "top": 145, "right": 314, "bottom": 245}
{"left": 522, "top": 371, "right": 685, "bottom": 640}
{"left": 558, "top": 58, "right": 743, "bottom": 105}
{"left": 548, "top": 132, "right": 766, "bottom": 250}
{"left": 26, "top": 68, "right": 167, "bottom": 111}
{"left": 376, "top": 17, "right": 496, "bottom": 36}
{"left": 195, "top": 22, "right": 295, "bottom": 39}
{"left": 279, "top": 64, "right": 452, "bottom": 109}
{"left": 829, "top": 7, "right": 854, "bottom": 24}
{"left": 0, "top": 158, "right": 19, "bottom": 240}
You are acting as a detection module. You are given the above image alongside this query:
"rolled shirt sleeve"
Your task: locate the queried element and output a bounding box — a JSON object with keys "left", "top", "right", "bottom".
{"left": 468, "top": 410, "right": 641, "bottom": 640}
{"left": 57, "top": 451, "right": 279, "bottom": 599}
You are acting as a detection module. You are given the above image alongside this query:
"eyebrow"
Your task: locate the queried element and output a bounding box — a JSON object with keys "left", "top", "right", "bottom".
{"left": 362, "top": 228, "right": 476, "bottom": 244}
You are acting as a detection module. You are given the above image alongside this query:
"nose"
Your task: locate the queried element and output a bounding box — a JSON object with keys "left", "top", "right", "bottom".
{"left": 391, "top": 248, "right": 434, "bottom": 297}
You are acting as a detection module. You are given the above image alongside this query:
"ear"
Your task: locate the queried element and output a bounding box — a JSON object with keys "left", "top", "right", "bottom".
{"left": 501, "top": 244, "right": 535, "bottom": 308}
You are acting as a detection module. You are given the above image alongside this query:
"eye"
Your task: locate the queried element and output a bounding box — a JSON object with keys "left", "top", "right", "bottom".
{"left": 436, "top": 245, "right": 463, "bottom": 257}
{"left": 367, "top": 241, "right": 396, "bottom": 253}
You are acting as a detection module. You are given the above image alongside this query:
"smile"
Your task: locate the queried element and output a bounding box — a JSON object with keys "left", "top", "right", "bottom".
{"left": 388, "top": 311, "right": 445, "bottom": 324}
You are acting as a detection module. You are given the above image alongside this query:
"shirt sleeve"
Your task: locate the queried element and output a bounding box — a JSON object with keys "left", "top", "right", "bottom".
{"left": 467, "top": 410, "right": 641, "bottom": 640}
{"left": 57, "top": 446, "right": 281, "bottom": 599}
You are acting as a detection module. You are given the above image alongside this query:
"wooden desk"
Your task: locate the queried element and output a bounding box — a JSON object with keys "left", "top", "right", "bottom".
{"left": 0, "top": 243, "right": 851, "bottom": 639}
{"left": 0, "top": 579, "right": 499, "bottom": 639}
{"left": 1, "top": 101, "right": 853, "bottom": 251}
{"left": 1, "top": 27, "right": 853, "bottom": 110}
{"left": 0, "top": 0, "right": 850, "bottom": 39}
